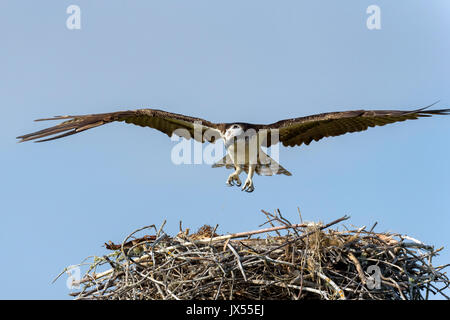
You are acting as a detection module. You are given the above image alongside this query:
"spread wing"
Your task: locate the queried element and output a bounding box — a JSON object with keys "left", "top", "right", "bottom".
{"left": 17, "top": 109, "right": 222, "bottom": 143}
{"left": 261, "top": 105, "right": 450, "bottom": 147}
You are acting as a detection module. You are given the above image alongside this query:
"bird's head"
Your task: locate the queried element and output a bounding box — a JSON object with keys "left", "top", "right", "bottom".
{"left": 225, "top": 124, "right": 244, "bottom": 138}
{"left": 224, "top": 124, "right": 245, "bottom": 146}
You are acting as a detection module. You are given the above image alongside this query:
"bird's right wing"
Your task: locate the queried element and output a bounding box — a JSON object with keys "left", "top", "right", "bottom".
{"left": 17, "top": 109, "right": 222, "bottom": 143}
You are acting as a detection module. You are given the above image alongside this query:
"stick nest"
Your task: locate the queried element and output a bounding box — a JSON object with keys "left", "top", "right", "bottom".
{"left": 61, "top": 210, "right": 449, "bottom": 300}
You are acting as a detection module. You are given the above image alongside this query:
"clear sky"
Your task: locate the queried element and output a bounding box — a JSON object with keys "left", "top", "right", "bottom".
{"left": 1, "top": 1, "right": 449, "bottom": 299}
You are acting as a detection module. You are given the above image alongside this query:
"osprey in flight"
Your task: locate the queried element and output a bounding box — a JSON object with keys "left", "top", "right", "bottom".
{"left": 18, "top": 105, "right": 449, "bottom": 192}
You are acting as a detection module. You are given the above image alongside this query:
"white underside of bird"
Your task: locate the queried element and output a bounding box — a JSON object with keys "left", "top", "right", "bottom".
{"left": 214, "top": 124, "right": 291, "bottom": 192}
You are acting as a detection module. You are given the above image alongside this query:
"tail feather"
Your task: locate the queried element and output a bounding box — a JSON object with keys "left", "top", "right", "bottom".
{"left": 212, "top": 151, "right": 292, "bottom": 176}
{"left": 253, "top": 151, "right": 292, "bottom": 176}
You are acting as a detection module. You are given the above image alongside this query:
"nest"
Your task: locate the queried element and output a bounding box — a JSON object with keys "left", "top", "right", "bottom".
{"left": 60, "top": 210, "right": 450, "bottom": 300}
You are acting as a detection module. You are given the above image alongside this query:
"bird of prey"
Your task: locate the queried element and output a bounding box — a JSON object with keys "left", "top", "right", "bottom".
{"left": 17, "top": 104, "right": 449, "bottom": 192}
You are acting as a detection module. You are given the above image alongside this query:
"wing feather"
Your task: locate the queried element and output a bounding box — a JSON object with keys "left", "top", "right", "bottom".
{"left": 261, "top": 105, "right": 450, "bottom": 147}
{"left": 17, "top": 109, "right": 221, "bottom": 143}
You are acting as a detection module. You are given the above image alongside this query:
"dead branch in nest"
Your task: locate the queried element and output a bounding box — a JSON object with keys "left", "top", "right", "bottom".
{"left": 57, "top": 210, "right": 450, "bottom": 300}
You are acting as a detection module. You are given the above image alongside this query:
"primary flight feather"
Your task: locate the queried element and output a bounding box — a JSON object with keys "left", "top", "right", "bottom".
{"left": 17, "top": 104, "right": 450, "bottom": 192}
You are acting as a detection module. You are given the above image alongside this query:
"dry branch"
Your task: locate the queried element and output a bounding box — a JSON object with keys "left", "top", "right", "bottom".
{"left": 60, "top": 210, "right": 450, "bottom": 300}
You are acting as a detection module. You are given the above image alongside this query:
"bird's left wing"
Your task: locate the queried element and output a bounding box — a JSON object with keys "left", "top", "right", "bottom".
{"left": 17, "top": 109, "right": 222, "bottom": 143}
{"left": 260, "top": 105, "right": 450, "bottom": 147}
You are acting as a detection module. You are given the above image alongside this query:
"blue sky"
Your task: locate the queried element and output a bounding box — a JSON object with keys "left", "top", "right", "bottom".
{"left": 1, "top": 1, "right": 449, "bottom": 299}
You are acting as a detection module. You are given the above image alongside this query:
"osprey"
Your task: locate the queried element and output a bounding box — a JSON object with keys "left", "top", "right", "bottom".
{"left": 17, "top": 104, "right": 449, "bottom": 192}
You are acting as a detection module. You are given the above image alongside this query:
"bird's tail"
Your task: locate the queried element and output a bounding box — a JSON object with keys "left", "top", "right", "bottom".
{"left": 211, "top": 152, "right": 292, "bottom": 176}
{"left": 253, "top": 151, "right": 292, "bottom": 176}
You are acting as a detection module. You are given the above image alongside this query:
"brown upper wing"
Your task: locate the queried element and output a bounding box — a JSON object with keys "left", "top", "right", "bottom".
{"left": 17, "top": 109, "right": 221, "bottom": 143}
{"left": 261, "top": 106, "right": 450, "bottom": 147}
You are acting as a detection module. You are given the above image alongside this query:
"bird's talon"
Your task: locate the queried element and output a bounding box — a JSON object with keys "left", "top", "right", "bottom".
{"left": 241, "top": 179, "right": 254, "bottom": 192}
{"left": 245, "top": 186, "right": 254, "bottom": 193}
{"left": 227, "top": 172, "right": 242, "bottom": 188}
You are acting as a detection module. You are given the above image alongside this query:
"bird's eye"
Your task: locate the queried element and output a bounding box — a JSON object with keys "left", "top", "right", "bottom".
{"left": 233, "top": 125, "right": 239, "bottom": 129}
